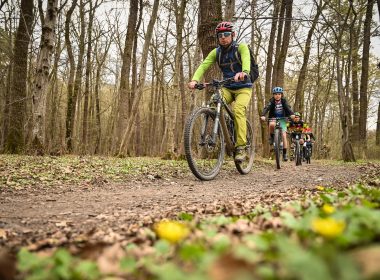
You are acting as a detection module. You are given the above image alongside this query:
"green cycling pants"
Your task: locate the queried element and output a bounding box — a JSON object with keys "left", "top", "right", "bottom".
{"left": 221, "top": 87, "right": 252, "bottom": 148}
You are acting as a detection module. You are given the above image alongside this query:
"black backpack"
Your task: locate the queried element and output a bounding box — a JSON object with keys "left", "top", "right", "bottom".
{"left": 216, "top": 43, "right": 259, "bottom": 84}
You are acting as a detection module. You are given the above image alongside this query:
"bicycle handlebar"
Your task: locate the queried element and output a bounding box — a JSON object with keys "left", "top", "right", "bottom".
{"left": 194, "top": 77, "right": 239, "bottom": 90}
{"left": 267, "top": 117, "right": 290, "bottom": 121}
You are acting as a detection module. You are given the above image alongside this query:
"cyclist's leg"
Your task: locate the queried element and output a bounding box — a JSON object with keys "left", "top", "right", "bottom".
{"left": 280, "top": 119, "right": 288, "bottom": 160}
{"left": 231, "top": 87, "right": 252, "bottom": 148}
{"left": 221, "top": 87, "right": 234, "bottom": 105}
{"left": 300, "top": 137, "right": 305, "bottom": 159}
{"left": 280, "top": 120, "right": 288, "bottom": 149}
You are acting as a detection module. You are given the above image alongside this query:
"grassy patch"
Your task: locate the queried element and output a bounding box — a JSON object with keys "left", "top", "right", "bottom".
{"left": 0, "top": 155, "right": 190, "bottom": 188}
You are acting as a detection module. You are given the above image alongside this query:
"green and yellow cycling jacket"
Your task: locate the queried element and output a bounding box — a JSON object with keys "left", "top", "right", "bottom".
{"left": 191, "top": 42, "right": 252, "bottom": 89}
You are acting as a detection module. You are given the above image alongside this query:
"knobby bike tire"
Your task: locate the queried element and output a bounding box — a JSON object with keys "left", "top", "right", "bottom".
{"left": 184, "top": 107, "right": 225, "bottom": 181}
{"left": 274, "top": 128, "right": 281, "bottom": 169}
{"left": 235, "top": 120, "right": 255, "bottom": 174}
{"left": 305, "top": 146, "right": 311, "bottom": 164}
{"left": 295, "top": 141, "right": 302, "bottom": 166}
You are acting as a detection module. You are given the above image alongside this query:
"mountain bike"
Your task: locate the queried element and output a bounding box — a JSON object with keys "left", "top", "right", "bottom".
{"left": 268, "top": 117, "right": 287, "bottom": 169}
{"left": 184, "top": 78, "right": 255, "bottom": 181}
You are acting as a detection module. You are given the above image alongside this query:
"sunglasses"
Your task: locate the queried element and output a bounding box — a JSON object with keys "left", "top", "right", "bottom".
{"left": 217, "top": 32, "right": 232, "bottom": 38}
{"left": 273, "top": 93, "right": 282, "bottom": 95}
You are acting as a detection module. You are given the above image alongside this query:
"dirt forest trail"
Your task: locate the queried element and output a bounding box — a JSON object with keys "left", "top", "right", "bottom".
{"left": 1, "top": 156, "right": 379, "bottom": 252}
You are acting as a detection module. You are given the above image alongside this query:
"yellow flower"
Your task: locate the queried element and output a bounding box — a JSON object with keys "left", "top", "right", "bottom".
{"left": 322, "top": 204, "right": 335, "bottom": 214}
{"left": 312, "top": 217, "right": 345, "bottom": 238}
{"left": 316, "top": 186, "right": 325, "bottom": 191}
{"left": 154, "top": 220, "right": 189, "bottom": 244}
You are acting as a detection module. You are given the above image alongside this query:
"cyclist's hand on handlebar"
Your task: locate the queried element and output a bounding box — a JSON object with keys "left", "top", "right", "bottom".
{"left": 260, "top": 116, "right": 266, "bottom": 122}
{"left": 234, "top": 72, "right": 247, "bottom": 82}
{"left": 188, "top": 81, "right": 198, "bottom": 89}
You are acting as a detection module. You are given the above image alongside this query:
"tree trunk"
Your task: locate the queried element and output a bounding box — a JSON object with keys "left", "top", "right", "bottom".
{"left": 274, "top": 0, "right": 292, "bottom": 88}
{"left": 118, "top": 0, "right": 160, "bottom": 155}
{"left": 31, "top": 0, "right": 59, "bottom": 155}
{"left": 65, "top": 0, "right": 78, "bottom": 152}
{"left": 272, "top": 0, "right": 286, "bottom": 87}
{"left": 351, "top": 15, "right": 361, "bottom": 145}
{"left": 168, "top": 0, "right": 187, "bottom": 157}
{"left": 71, "top": 0, "right": 86, "bottom": 153}
{"left": 115, "top": 0, "right": 138, "bottom": 149}
{"left": 224, "top": 0, "right": 235, "bottom": 20}
{"left": 358, "top": 0, "right": 374, "bottom": 156}
{"left": 376, "top": 102, "right": 380, "bottom": 146}
{"left": 335, "top": 10, "right": 356, "bottom": 161}
{"left": 82, "top": 1, "right": 98, "bottom": 154}
{"left": 198, "top": 0, "right": 222, "bottom": 100}
{"left": 261, "top": 2, "right": 280, "bottom": 157}
{"left": 6, "top": 0, "right": 34, "bottom": 153}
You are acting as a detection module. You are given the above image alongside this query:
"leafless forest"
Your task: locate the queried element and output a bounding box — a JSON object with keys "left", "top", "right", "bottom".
{"left": 0, "top": 0, "right": 379, "bottom": 160}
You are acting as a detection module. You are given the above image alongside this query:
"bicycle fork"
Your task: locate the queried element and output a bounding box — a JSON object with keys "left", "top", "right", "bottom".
{"left": 199, "top": 103, "right": 221, "bottom": 147}
{"left": 211, "top": 103, "right": 222, "bottom": 145}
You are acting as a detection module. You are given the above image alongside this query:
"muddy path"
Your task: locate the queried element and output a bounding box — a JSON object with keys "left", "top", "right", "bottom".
{"left": 0, "top": 159, "right": 379, "bottom": 251}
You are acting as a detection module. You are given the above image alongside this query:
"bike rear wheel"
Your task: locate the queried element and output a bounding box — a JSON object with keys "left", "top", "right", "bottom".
{"left": 184, "top": 107, "right": 224, "bottom": 181}
{"left": 235, "top": 120, "right": 255, "bottom": 174}
{"left": 274, "top": 128, "right": 282, "bottom": 169}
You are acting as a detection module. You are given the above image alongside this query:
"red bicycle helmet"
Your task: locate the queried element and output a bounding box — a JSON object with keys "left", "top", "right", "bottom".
{"left": 215, "top": 21, "right": 234, "bottom": 34}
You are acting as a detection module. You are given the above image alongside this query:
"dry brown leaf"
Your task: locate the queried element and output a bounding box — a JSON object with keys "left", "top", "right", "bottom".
{"left": 97, "top": 243, "right": 125, "bottom": 275}
{"left": 0, "top": 229, "right": 7, "bottom": 240}
{"left": 208, "top": 253, "right": 254, "bottom": 280}
{"left": 55, "top": 221, "right": 67, "bottom": 227}
{"left": 0, "top": 249, "right": 16, "bottom": 280}
{"left": 350, "top": 245, "right": 380, "bottom": 278}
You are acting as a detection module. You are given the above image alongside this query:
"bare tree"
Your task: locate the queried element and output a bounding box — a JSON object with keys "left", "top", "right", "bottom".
{"left": 115, "top": 0, "right": 139, "bottom": 150}
{"left": 376, "top": 102, "right": 380, "bottom": 146}
{"left": 30, "top": 0, "right": 59, "bottom": 155}
{"left": 167, "top": 0, "right": 188, "bottom": 157}
{"left": 321, "top": 1, "right": 355, "bottom": 161}
{"left": 293, "top": 0, "right": 325, "bottom": 115}
{"left": 273, "top": 0, "right": 292, "bottom": 88}
{"left": 261, "top": 2, "right": 280, "bottom": 156}
{"left": 6, "top": 0, "right": 34, "bottom": 153}
{"left": 119, "top": 0, "right": 160, "bottom": 155}
{"left": 64, "top": 0, "right": 78, "bottom": 152}
{"left": 358, "top": 0, "right": 375, "bottom": 156}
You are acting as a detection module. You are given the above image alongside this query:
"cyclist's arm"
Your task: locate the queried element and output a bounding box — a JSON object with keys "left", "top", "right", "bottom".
{"left": 261, "top": 100, "right": 272, "bottom": 116}
{"left": 282, "top": 99, "right": 294, "bottom": 116}
{"left": 191, "top": 49, "right": 217, "bottom": 82}
{"left": 237, "top": 43, "right": 250, "bottom": 75}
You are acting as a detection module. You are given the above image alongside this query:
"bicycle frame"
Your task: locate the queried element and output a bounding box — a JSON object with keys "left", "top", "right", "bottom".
{"left": 197, "top": 78, "right": 236, "bottom": 154}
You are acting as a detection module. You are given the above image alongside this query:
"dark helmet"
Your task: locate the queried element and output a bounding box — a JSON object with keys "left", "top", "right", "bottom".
{"left": 272, "top": 86, "right": 284, "bottom": 94}
{"left": 215, "top": 21, "right": 234, "bottom": 34}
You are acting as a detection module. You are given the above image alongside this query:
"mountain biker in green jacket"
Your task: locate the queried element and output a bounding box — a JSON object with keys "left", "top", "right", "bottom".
{"left": 188, "top": 21, "right": 253, "bottom": 162}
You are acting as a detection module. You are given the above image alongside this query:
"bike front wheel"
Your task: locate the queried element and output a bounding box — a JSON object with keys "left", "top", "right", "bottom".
{"left": 305, "top": 146, "right": 311, "bottom": 164}
{"left": 235, "top": 120, "right": 255, "bottom": 174}
{"left": 295, "top": 141, "right": 302, "bottom": 166}
{"left": 184, "top": 107, "right": 225, "bottom": 181}
{"left": 274, "top": 128, "right": 282, "bottom": 169}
